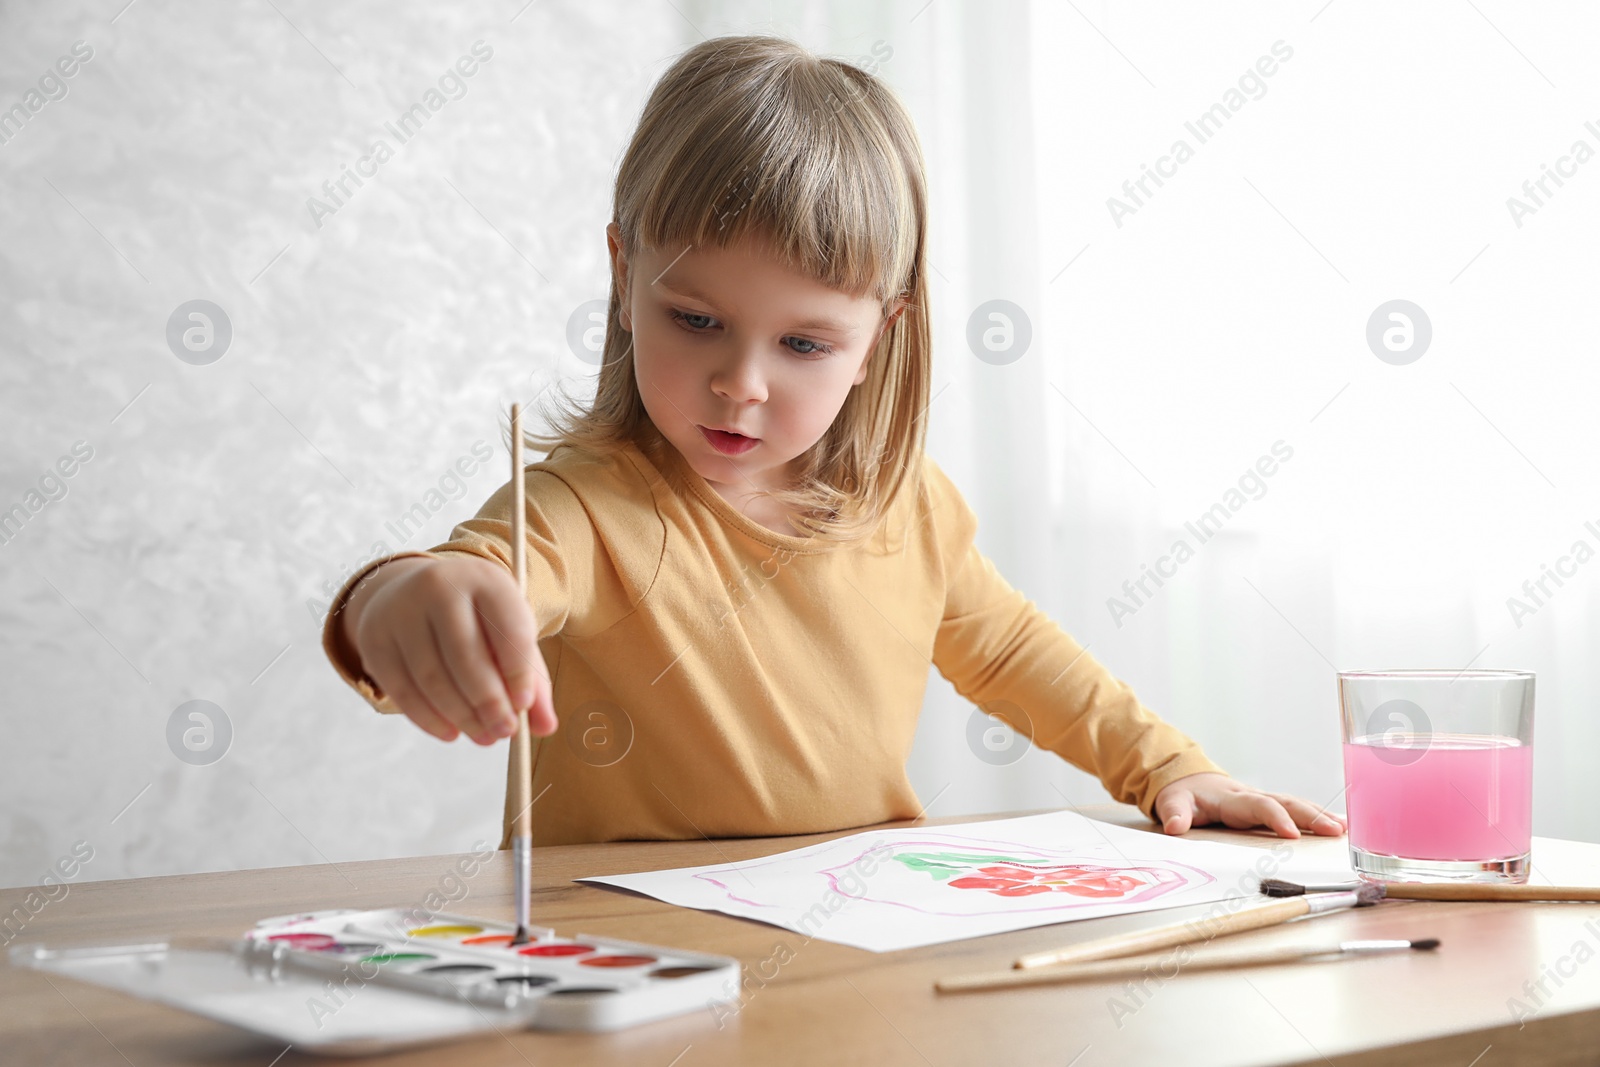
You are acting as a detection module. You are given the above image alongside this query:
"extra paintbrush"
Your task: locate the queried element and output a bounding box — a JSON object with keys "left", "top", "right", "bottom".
{"left": 1013, "top": 883, "right": 1385, "bottom": 970}
{"left": 508, "top": 402, "right": 534, "bottom": 947}
{"left": 939, "top": 936, "right": 1439, "bottom": 993}
{"left": 1259, "top": 877, "right": 1600, "bottom": 902}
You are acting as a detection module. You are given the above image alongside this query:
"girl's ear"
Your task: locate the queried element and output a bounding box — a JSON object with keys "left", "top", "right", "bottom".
{"left": 884, "top": 295, "right": 909, "bottom": 330}
{"left": 853, "top": 296, "right": 908, "bottom": 385}
{"left": 853, "top": 356, "right": 871, "bottom": 386}
{"left": 606, "top": 222, "right": 633, "bottom": 332}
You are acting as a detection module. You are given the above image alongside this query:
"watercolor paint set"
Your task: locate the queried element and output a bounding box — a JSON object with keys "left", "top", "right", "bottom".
{"left": 12, "top": 907, "right": 741, "bottom": 1055}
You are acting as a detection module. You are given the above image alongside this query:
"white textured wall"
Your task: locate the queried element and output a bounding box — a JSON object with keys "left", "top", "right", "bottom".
{"left": 0, "top": 0, "right": 688, "bottom": 887}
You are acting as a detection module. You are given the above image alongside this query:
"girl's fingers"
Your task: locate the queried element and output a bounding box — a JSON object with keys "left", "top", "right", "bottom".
{"left": 398, "top": 682, "right": 461, "bottom": 742}
{"left": 474, "top": 587, "right": 555, "bottom": 736}
{"left": 1270, "top": 794, "right": 1347, "bottom": 836}
{"left": 351, "top": 555, "right": 547, "bottom": 746}
{"left": 1168, "top": 784, "right": 1346, "bottom": 840}
{"left": 432, "top": 597, "right": 520, "bottom": 741}
{"left": 1222, "top": 792, "right": 1299, "bottom": 839}
{"left": 521, "top": 664, "right": 558, "bottom": 738}
{"left": 367, "top": 638, "right": 460, "bottom": 742}
{"left": 396, "top": 623, "right": 494, "bottom": 744}
{"left": 1156, "top": 791, "right": 1196, "bottom": 835}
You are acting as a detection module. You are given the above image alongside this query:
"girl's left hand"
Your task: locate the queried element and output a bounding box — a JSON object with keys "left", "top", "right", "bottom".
{"left": 1152, "top": 772, "right": 1347, "bottom": 839}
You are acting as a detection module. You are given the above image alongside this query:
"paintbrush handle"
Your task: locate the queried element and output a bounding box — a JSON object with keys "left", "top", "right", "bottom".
{"left": 1014, "top": 896, "right": 1312, "bottom": 970}
{"left": 509, "top": 403, "right": 532, "bottom": 935}
{"left": 1383, "top": 883, "right": 1600, "bottom": 902}
{"left": 945, "top": 942, "right": 1329, "bottom": 993}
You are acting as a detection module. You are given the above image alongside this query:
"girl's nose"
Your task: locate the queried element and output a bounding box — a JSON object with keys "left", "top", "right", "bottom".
{"left": 710, "top": 349, "right": 767, "bottom": 404}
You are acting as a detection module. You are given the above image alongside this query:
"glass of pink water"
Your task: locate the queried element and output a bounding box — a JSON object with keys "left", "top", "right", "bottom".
{"left": 1338, "top": 669, "right": 1534, "bottom": 883}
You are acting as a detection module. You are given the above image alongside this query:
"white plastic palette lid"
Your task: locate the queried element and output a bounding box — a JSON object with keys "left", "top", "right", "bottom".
{"left": 12, "top": 938, "right": 526, "bottom": 1056}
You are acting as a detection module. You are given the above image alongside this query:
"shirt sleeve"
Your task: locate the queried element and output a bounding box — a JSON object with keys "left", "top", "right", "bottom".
{"left": 319, "top": 466, "right": 618, "bottom": 715}
{"left": 924, "top": 457, "right": 1227, "bottom": 821}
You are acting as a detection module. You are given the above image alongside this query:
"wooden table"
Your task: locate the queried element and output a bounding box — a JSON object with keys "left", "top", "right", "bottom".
{"left": 7, "top": 804, "right": 1600, "bottom": 1066}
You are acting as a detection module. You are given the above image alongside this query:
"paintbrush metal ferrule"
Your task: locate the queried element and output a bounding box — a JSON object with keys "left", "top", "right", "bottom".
{"left": 1257, "top": 877, "right": 1363, "bottom": 897}
{"left": 1337, "top": 939, "right": 1423, "bottom": 953}
{"left": 1301, "top": 888, "right": 1360, "bottom": 913}
{"left": 512, "top": 834, "right": 532, "bottom": 937}
{"left": 1301, "top": 884, "right": 1383, "bottom": 913}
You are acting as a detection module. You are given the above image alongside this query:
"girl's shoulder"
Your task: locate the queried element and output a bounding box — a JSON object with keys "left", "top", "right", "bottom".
{"left": 850, "top": 451, "right": 976, "bottom": 560}
{"left": 912, "top": 451, "right": 972, "bottom": 517}
{"left": 528, "top": 439, "right": 662, "bottom": 497}
{"left": 504, "top": 440, "right": 669, "bottom": 544}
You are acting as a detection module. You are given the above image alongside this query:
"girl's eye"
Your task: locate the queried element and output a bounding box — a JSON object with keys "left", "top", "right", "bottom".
{"left": 784, "top": 337, "right": 834, "bottom": 357}
{"left": 672, "top": 309, "right": 716, "bottom": 331}
{"left": 668, "top": 309, "right": 835, "bottom": 358}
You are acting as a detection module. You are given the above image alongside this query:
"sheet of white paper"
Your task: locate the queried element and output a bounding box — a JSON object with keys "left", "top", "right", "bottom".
{"left": 578, "top": 811, "right": 1359, "bottom": 952}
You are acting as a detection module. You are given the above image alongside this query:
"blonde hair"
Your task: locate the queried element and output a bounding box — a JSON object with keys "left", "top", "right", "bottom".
{"left": 526, "top": 34, "right": 932, "bottom": 543}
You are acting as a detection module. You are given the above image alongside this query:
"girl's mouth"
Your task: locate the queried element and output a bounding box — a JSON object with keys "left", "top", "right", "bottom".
{"left": 698, "top": 426, "right": 760, "bottom": 456}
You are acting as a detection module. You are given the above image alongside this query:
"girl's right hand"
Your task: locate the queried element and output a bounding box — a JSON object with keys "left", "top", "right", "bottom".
{"left": 346, "top": 555, "right": 557, "bottom": 745}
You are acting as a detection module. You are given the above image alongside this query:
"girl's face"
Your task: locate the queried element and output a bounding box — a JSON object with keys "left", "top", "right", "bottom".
{"left": 607, "top": 222, "right": 901, "bottom": 508}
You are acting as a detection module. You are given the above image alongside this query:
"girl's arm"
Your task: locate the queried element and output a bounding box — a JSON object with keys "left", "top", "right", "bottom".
{"left": 330, "top": 552, "right": 553, "bottom": 743}
{"left": 922, "top": 457, "right": 1339, "bottom": 838}
{"left": 320, "top": 461, "right": 640, "bottom": 732}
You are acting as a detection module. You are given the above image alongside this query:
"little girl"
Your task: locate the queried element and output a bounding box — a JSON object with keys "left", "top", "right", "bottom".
{"left": 323, "top": 35, "right": 1346, "bottom": 850}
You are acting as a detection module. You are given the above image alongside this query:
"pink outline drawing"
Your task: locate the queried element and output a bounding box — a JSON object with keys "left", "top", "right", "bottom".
{"left": 690, "top": 830, "right": 1213, "bottom": 918}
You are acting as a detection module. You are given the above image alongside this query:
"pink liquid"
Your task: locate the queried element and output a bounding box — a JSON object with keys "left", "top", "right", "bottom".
{"left": 1342, "top": 735, "right": 1532, "bottom": 861}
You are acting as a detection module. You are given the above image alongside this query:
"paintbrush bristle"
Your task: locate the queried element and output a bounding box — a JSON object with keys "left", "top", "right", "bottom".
{"left": 1260, "top": 878, "right": 1389, "bottom": 905}
{"left": 510, "top": 925, "right": 532, "bottom": 946}
{"left": 1410, "top": 938, "right": 1441, "bottom": 950}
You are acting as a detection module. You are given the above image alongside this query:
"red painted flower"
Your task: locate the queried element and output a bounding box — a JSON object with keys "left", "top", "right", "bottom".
{"left": 947, "top": 863, "right": 1153, "bottom": 898}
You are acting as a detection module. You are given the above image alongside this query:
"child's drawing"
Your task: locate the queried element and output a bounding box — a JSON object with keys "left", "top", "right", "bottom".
{"left": 579, "top": 810, "right": 1331, "bottom": 952}
{"left": 853, "top": 842, "right": 1203, "bottom": 913}
{"left": 692, "top": 833, "right": 1207, "bottom": 919}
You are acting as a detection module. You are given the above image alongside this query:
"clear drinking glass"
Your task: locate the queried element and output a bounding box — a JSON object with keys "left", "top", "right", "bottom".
{"left": 1338, "top": 669, "right": 1535, "bottom": 883}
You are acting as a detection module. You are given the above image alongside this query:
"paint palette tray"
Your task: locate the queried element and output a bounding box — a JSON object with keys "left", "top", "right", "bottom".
{"left": 12, "top": 907, "right": 741, "bottom": 1056}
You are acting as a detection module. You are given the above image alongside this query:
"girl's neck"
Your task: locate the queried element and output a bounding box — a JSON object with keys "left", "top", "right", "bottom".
{"left": 699, "top": 450, "right": 801, "bottom": 527}
{"left": 641, "top": 431, "right": 806, "bottom": 538}
{"left": 708, "top": 482, "right": 801, "bottom": 537}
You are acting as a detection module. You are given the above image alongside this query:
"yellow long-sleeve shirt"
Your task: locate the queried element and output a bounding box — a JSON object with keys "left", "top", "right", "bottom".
{"left": 321, "top": 438, "right": 1226, "bottom": 849}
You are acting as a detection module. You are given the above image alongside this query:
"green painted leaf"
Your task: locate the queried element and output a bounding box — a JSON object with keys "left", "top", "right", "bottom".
{"left": 890, "top": 851, "right": 1033, "bottom": 881}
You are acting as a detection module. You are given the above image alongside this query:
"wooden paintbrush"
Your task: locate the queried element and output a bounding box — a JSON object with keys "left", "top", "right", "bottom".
{"left": 1259, "top": 877, "right": 1600, "bottom": 902}
{"left": 940, "top": 936, "right": 1438, "bottom": 993}
{"left": 508, "top": 402, "right": 534, "bottom": 946}
{"left": 1013, "top": 883, "right": 1385, "bottom": 970}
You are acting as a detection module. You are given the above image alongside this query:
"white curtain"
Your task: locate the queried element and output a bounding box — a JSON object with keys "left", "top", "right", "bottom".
{"left": 685, "top": 0, "right": 1600, "bottom": 841}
